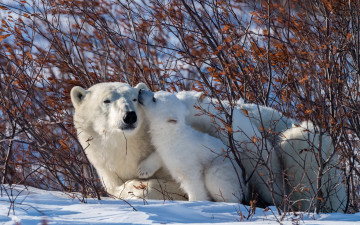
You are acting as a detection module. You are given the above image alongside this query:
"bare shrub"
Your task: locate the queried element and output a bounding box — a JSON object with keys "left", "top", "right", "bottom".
{"left": 0, "top": 0, "right": 358, "bottom": 215}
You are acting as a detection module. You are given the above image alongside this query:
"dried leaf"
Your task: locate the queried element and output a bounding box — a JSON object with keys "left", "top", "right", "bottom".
{"left": 224, "top": 36, "right": 231, "bottom": 43}
{"left": 59, "top": 139, "right": 67, "bottom": 147}
{"left": 0, "top": 34, "right": 11, "bottom": 42}
{"left": 199, "top": 93, "right": 206, "bottom": 102}
{"left": 225, "top": 125, "right": 233, "bottom": 133}
{"left": 133, "top": 183, "right": 147, "bottom": 190}
{"left": 252, "top": 136, "right": 257, "bottom": 143}
{"left": 222, "top": 25, "right": 231, "bottom": 32}
{"left": 26, "top": 52, "right": 33, "bottom": 60}
{"left": 241, "top": 109, "right": 249, "bottom": 116}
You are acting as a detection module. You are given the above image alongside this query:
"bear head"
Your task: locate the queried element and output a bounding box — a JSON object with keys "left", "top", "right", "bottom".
{"left": 71, "top": 82, "right": 148, "bottom": 137}
{"left": 138, "top": 90, "right": 189, "bottom": 126}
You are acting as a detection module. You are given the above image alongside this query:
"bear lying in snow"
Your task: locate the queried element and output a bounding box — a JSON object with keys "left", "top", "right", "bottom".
{"left": 70, "top": 82, "right": 186, "bottom": 200}
{"left": 138, "top": 90, "right": 246, "bottom": 202}
{"left": 279, "top": 121, "right": 347, "bottom": 212}
{"left": 175, "top": 91, "right": 284, "bottom": 206}
{"left": 175, "top": 91, "right": 346, "bottom": 212}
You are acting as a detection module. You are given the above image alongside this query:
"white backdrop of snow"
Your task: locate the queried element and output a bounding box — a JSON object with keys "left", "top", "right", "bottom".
{"left": 0, "top": 185, "right": 359, "bottom": 225}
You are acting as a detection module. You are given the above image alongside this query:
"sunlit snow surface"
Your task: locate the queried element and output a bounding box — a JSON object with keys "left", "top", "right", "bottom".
{"left": 0, "top": 185, "right": 359, "bottom": 225}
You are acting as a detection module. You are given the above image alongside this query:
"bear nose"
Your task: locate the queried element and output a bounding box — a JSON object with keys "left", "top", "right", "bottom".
{"left": 123, "top": 111, "right": 137, "bottom": 125}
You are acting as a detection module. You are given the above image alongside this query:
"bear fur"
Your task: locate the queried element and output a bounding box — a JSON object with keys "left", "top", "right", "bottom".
{"left": 70, "top": 82, "right": 186, "bottom": 200}
{"left": 279, "top": 121, "right": 347, "bottom": 212}
{"left": 138, "top": 90, "right": 247, "bottom": 202}
{"left": 71, "top": 82, "right": 346, "bottom": 212}
{"left": 237, "top": 99, "right": 295, "bottom": 135}
{"left": 235, "top": 99, "right": 347, "bottom": 212}
{"left": 174, "top": 91, "right": 346, "bottom": 211}
{"left": 165, "top": 91, "right": 282, "bottom": 205}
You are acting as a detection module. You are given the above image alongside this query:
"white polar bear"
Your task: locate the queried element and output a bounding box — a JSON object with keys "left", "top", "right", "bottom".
{"left": 175, "top": 91, "right": 294, "bottom": 139}
{"left": 237, "top": 100, "right": 347, "bottom": 212}
{"left": 70, "top": 82, "right": 186, "bottom": 200}
{"left": 138, "top": 90, "right": 247, "bottom": 202}
{"left": 138, "top": 90, "right": 283, "bottom": 206}
{"left": 175, "top": 91, "right": 284, "bottom": 206}
{"left": 175, "top": 91, "right": 347, "bottom": 211}
{"left": 279, "top": 121, "right": 347, "bottom": 212}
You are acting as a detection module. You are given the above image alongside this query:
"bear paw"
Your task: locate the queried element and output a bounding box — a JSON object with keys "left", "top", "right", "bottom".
{"left": 138, "top": 161, "right": 158, "bottom": 179}
{"left": 138, "top": 152, "right": 162, "bottom": 179}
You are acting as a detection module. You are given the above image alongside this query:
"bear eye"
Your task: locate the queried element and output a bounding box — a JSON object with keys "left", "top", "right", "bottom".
{"left": 133, "top": 98, "right": 137, "bottom": 102}
{"left": 103, "top": 99, "right": 111, "bottom": 104}
{"left": 167, "top": 119, "right": 177, "bottom": 123}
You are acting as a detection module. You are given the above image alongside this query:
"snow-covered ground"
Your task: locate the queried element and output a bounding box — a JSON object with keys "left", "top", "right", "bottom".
{"left": 0, "top": 185, "right": 359, "bottom": 225}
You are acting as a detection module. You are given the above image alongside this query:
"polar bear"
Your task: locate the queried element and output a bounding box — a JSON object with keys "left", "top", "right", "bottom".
{"left": 279, "top": 121, "right": 347, "bottom": 212}
{"left": 174, "top": 91, "right": 347, "bottom": 211}
{"left": 175, "top": 91, "right": 284, "bottom": 206}
{"left": 237, "top": 99, "right": 295, "bottom": 135}
{"left": 138, "top": 90, "right": 247, "bottom": 202}
{"left": 237, "top": 101, "right": 347, "bottom": 212}
{"left": 174, "top": 91, "right": 294, "bottom": 139}
{"left": 70, "top": 82, "right": 185, "bottom": 200}
{"left": 138, "top": 90, "right": 283, "bottom": 206}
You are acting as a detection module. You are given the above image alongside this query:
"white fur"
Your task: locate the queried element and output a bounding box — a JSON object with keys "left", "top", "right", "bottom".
{"left": 279, "top": 121, "right": 347, "bottom": 212}
{"left": 71, "top": 82, "right": 184, "bottom": 200}
{"left": 139, "top": 91, "right": 246, "bottom": 202}
{"left": 71, "top": 82, "right": 346, "bottom": 211}
{"left": 237, "top": 100, "right": 294, "bottom": 135}
{"left": 175, "top": 91, "right": 283, "bottom": 206}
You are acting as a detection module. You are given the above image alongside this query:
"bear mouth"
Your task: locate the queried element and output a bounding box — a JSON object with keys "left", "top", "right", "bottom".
{"left": 120, "top": 124, "right": 137, "bottom": 131}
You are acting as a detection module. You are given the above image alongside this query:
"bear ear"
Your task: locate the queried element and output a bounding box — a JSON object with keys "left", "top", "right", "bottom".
{"left": 70, "top": 86, "right": 87, "bottom": 108}
{"left": 134, "top": 82, "right": 149, "bottom": 91}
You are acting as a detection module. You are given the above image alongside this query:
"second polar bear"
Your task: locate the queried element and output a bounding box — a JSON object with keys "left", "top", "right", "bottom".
{"left": 279, "top": 121, "right": 347, "bottom": 212}
{"left": 138, "top": 90, "right": 247, "bottom": 202}
{"left": 139, "top": 90, "right": 283, "bottom": 205}
{"left": 175, "top": 91, "right": 283, "bottom": 206}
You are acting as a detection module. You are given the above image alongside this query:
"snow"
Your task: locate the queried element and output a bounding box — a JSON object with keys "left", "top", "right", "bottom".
{"left": 0, "top": 185, "right": 359, "bottom": 225}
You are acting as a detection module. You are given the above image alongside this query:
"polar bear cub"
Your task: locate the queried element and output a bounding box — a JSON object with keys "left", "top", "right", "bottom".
{"left": 138, "top": 90, "right": 247, "bottom": 202}
{"left": 279, "top": 121, "right": 347, "bottom": 212}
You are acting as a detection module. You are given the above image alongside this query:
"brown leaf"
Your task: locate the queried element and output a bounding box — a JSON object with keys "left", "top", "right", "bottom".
{"left": 252, "top": 136, "right": 257, "bottom": 143}
{"left": 225, "top": 125, "right": 233, "bottom": 133}
{"left": 0, "top": 34, "right": 11, "bottom": 42}
{"left": 133, "top": 183, "right": 147, "bottom": 190}
{"left": 222, "top": 25, "right": 231, "bottom": 32}
{"left": 59, "top": 139, "right": 67, "bottom": 147}
{"left": 26, "top": 52, "right": 33, "bottom": 60}
{"left": 241, "top": 109, "right": 249, "bottom": 116}
{"left": 224, "top": 36, "right": 231, "bottom": 43}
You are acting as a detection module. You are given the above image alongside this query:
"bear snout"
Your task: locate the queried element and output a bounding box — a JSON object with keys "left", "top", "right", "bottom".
{"left": 138, "top": 89, "right": 155, "bottom": 106}
{"left": 123, "top": 111, "right": 137, "bottom": 125}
